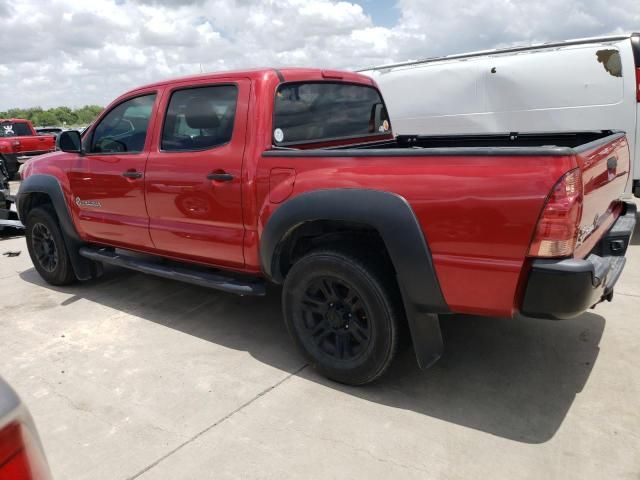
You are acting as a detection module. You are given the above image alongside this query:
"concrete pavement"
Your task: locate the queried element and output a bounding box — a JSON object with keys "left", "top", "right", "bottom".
{"left": 0, "top": 211, "right": 639, "bottom": 479}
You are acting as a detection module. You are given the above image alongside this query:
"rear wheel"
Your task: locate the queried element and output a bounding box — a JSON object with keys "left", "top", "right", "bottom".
{"left": 282, "top": 250, "right": 401, "bottom": 385}
{"left": 25, "top": 206, "right": 77, "bottom": 285}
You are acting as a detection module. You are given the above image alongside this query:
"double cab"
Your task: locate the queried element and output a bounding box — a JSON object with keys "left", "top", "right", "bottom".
{"left": 17, "top": 68, "right": 636, "bottom": 385}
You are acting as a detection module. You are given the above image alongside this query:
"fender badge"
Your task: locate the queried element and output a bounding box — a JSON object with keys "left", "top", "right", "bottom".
{"left": 75, "top": 197, "right": 101, "bottom": 208}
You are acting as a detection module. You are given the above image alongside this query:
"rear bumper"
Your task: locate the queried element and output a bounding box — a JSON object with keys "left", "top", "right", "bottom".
{"left": 521, "top": 201, "right": 637, "bottom": 319}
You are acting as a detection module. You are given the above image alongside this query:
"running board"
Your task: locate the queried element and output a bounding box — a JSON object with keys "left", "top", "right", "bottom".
{"left": 78, "top": 247, "right": 266, "bottom": 296}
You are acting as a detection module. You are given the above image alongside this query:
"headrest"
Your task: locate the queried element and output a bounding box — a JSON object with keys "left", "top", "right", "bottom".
{"left": 184, "top": 98, "right": 220, "bottom": 130}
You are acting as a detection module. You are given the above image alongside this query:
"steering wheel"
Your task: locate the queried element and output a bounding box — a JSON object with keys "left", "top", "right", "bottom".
{"left": 96, "top": 137, "right": 127, "bottom": 153}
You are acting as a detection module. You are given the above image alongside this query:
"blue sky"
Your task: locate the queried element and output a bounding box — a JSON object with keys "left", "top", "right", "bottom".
{"left": 0, "top": 0, "right": 638, "bottom": 109}
{"left": 358, "top": 0, "right": 400, "bottom": 27}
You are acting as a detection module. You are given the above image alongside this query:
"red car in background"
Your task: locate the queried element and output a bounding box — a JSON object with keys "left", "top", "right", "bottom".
{"left": 0, "top": 119, "right": 56, "bottom": 179}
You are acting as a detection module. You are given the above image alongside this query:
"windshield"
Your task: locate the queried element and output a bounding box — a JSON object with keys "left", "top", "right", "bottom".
{"left": 273, "top": 82, "right": 390, "bottom": 146}
{"left": 0, "top": 121, "right": 32, "bottom": 137}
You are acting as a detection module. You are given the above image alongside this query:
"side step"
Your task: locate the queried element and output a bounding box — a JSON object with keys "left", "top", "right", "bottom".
{"left": 78, "top": 247, "right": 266, "bottom": 296}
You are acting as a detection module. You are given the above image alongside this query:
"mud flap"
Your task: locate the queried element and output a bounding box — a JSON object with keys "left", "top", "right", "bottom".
{"left": 401, "top": 285, "right": 444, "bottom": 369}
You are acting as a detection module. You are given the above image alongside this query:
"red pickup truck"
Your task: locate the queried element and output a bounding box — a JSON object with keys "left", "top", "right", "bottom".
{"left": 17, "top": 68, "right": 636, "bottom": 385}
{"left": 0, "top": 119, "right": 55, "bottom": 179}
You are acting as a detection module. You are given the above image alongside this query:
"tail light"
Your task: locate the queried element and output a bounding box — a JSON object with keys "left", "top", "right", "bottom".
{"left": 0, "top": 422, "right": 33, "bottom": 479}
{"left": 528, "top": 168, "right": 583, "bottom": 257}
{"left": 636, "top": 67, "right": 640, "bottom": 102}
{"left": 0, "top": 420, "right": 50, "bottom": 480}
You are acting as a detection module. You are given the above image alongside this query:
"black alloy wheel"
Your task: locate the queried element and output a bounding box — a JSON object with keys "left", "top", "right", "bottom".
{"left": 299, "top": 276, "right": 372, "bottom": 362}
{"left": 283, "top": 250, "right": 401, "bottom": 385}
{"left": 31, "top": 222, "right": 59, "bottom": 272}
{"left": 25, "top": 206, "right": 77, "bottom": 285}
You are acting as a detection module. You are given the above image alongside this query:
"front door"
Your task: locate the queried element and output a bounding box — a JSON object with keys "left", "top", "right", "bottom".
{"left": 145, "top": 79, "right": 250, "bottom": 268}
{"left": 74, "top": 92, "right": 159, "bottom": 249}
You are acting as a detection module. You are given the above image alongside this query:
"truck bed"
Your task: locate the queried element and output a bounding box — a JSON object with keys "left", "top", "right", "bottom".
{"left": 263, "top": 130, "right": 630, "bottom": 316}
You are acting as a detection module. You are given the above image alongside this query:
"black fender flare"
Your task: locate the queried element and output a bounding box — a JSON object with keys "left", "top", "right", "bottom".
{"left": 17, "top": 174, "right": 95, "bottom": 280}
{"left": 260, "top": 188, "right": 448, "bottom": 368}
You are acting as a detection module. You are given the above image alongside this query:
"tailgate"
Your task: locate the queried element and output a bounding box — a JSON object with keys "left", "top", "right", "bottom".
{"left": 574, "top": 132, "right": 630, "bottom": 258}
{"left": 15, "top": 135, "right": 55, "bottom": 153}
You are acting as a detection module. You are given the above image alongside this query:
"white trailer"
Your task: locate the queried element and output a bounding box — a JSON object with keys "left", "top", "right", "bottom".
{"left": 360, "top": 34, "right": 640, "bottom": 197}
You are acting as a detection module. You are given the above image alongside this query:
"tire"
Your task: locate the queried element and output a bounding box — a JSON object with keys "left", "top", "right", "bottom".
{"left": 25, "top": 206, "right": 77, "bottom": 286}
{"left": 282, "top": 250, "right": 401, "bottom": 385}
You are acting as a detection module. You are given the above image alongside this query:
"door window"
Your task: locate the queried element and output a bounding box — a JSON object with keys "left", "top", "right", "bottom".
{"left": 161, "top": 85, "right": 238, "bottom": 152}
{"left": 90, "top": 94, "right": 156, "bottom": 153}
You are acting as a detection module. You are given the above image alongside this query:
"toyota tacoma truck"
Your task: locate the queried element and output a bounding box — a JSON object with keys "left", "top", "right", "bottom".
{"left": 0, "top": 119, "right": 56, "bottom": 179}
{"left": 16, "top": 68, "right": 636, "bottom": 385}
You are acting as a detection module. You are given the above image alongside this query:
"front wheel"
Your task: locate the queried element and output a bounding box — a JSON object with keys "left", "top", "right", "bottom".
{"left": 25, "top": 206, "right": 77, "bottom": 286}
{"left": 282, "top": 250, "right": 401, "bottom": 385}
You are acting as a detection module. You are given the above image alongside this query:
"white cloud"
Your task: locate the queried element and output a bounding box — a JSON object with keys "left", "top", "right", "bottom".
{"left": 0, "top": 0, "right": 638, "bottom": 110}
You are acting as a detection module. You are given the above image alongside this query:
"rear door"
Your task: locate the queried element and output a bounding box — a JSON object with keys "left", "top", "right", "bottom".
{"left": 72, "top": 91, "right": 159, "bottom": 249}
{"left": 145, "top": 79, "right": 250, "bottom": 268}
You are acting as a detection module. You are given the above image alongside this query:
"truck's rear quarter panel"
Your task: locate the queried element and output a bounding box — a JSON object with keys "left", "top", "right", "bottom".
{"left": 257, "top": 153, "right": 577, "bottom": 317}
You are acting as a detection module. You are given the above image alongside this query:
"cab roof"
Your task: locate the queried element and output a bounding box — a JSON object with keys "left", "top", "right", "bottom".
{"left": 128, "top": 67, "right": 375, "bottom": 95}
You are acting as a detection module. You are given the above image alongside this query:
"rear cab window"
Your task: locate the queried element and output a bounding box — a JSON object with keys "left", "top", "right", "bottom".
{"left": 273, "top": 82, "right": 390, "bottom": 147}
{"left": 0, "top": 121, "right": 32, "bottom": 137}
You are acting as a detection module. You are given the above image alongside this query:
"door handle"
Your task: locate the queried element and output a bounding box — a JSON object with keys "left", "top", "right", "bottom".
{"left": 207, "top": 172, "right": 234, "bottom": 182}
{"left": 122, "top": 170, "right": 143, "bottom": 179}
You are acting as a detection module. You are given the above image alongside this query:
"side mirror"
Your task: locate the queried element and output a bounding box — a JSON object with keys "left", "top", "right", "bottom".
{"left": 57, "top": 130, "right": 83, "bottom": 154}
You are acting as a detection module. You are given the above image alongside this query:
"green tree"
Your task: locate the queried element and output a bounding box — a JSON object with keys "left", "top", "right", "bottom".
{"left": 1, "top": 105, "right": 103, "bottom": 127}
